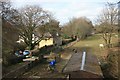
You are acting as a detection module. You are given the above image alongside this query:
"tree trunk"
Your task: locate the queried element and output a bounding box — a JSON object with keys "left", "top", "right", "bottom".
{"left": 102, "top": 33, "right": 108, "bottom": 48}
{"left": 102, "top": 33, "right": 112, "bottom": 48}
{"left": 108, "top": 33, "right": 112, "bottom": 48}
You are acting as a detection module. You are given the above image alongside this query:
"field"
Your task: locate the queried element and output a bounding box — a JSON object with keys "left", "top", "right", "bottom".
{"left": 71, "top": 33, "right": 118, "bottom": 58}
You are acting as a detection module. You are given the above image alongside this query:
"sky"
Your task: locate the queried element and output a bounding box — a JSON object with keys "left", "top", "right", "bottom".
{"left": 11, "top": 0, "right": 119, "bottom": 25}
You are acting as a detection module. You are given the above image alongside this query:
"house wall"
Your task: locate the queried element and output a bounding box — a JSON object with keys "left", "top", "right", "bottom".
{"left": 39, "top": 38, "right": 53, "bottom": 48}
{"left": 53, "top": 37, "right": 62, "bottom": 46}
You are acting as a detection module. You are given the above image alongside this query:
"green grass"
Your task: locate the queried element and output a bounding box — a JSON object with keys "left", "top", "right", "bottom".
{"left": 72, "top": 34, "right": 103, "bottom": 56}
{"left": 84, "top": 34, "right": 101, "bottom": 41}
{"left": 71, "top": 33, "right": 118, "bottom": 58}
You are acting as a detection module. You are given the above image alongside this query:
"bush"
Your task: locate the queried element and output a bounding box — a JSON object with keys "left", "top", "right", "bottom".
{"left": 2, "top": 49, "right": 14, "bottom": 66}
{"left": 62, "top": 39, "right": 73, "bottom": 45}
{"left": 2, "top": 42, "right": 27, "bottom": 67}
{"left": 99, "top": 49, "right": 118, "bottom": 79}
{"left": 112, "top": 42, "right": 120, "bottom": 47}
{"left": 14, "top": 43, "right": 27, "bottom": 51}
{"left": 62, "top": 34, "right": 70, "bottom": 39}
{"left": 39, "top": 45, "right": 54, "bottom": 54}
{"left": 101, "top": 62, "right": 110, "bottom": 70}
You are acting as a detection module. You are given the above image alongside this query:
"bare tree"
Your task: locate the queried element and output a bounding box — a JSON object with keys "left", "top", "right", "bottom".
{"left": 16, "top": 5, "right": 51, "bottom": 50}
{"left": 97, "top": 3, "right": 118, "bottom": 48}
{"left": 37, "top": 18, "right": 60, "bottom": 38}
{"left": 62, "top": 17, "right": 93, "bottom": 39}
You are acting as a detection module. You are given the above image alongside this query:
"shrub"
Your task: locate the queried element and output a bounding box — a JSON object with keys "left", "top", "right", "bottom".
{"left": 14, "top": 43, "right": 27, "bottom": 51}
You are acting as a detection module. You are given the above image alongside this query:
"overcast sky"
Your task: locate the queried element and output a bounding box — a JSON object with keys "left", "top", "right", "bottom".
{"left": 11, "top": 0, "right": 119, "bottom": 25}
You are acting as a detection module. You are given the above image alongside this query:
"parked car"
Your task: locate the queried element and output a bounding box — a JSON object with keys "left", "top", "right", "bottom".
{"left": 15, "top": 50, "right": 30, "bottom": 57}
{"left": 10, "top": 50, "right": 31, "bottom": 64}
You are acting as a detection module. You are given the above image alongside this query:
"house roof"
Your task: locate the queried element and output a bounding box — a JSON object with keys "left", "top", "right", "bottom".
{"left": 44, "top": 32, "right": 52, "bottom": 38}
{"left": 62, "top": 52, "right": 103, "bottom": 77}
{"left": 33, "top": 30, "right": 53, "bottom": 38}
